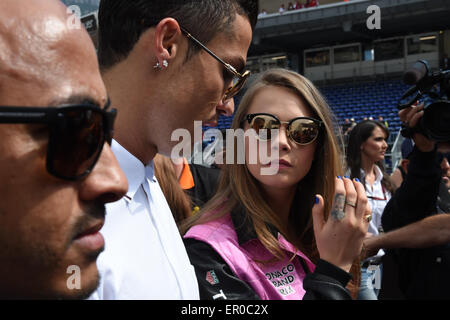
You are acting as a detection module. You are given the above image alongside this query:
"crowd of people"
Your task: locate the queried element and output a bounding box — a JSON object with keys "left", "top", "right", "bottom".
{"left": 260, "top": 0, "right": 360, "bottom": 16}
{"left": 342, "top": 116, "right": 389, "bottom": 137}
{"left": 1, "top": 0, "right": 449, "bottom": 301}
{"left": 259, "top": 0, "right": 319, "bottom": 17}
{"left": 279, "top": 1, "right": 319, "bottom": 13}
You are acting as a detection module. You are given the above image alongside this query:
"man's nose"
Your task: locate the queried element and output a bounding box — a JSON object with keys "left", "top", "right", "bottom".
{"left": 79, "top": 144, "right": 128, "bottom": 204}
{"left": 442, "top": 158, "right": 450, "bottom": 172}
{"left": 217, "top": 97, "right": 234, "bottom": 117}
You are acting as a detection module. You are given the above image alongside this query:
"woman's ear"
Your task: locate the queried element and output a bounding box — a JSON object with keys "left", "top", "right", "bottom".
{"left": 153, "top": 18, "right": 181, "bottom": 66}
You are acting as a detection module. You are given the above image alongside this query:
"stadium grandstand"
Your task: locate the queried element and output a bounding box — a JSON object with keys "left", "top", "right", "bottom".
{"left": 219, "top": 0, "right": 450, "bottom": 172}
{"left": 77, "top": 0, "right": 450, "bottom": 171}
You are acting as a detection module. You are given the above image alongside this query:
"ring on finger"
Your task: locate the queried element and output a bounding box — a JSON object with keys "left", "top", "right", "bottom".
{"left": 345, "top": 201, "right": 356, "bottom": 208}
{"left": 364, "top": 214, "right": 372, "bottom": 223}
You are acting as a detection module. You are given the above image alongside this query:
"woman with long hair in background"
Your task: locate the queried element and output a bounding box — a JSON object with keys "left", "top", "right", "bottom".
{"left": 346, "top": 120, "right": 394, "bottom": 300}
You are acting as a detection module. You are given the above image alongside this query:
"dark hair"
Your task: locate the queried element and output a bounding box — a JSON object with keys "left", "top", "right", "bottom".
{"left": 346, "top": 120, "right": 394, "bottom": 193}
{"left": 97, "top": 0, "right": 258, "bottom": 70}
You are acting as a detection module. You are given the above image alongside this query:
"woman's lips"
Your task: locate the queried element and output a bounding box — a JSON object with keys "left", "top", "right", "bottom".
{"left": 262, "top": 159, "right": 292, "bottom": 168}
{"left": 278, "top": 159, "right": 292, "bottom": 167}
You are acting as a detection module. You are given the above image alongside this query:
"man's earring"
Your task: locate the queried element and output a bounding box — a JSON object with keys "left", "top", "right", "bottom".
{"left": 154, "top": 59, "right": 168, "bottom": 70}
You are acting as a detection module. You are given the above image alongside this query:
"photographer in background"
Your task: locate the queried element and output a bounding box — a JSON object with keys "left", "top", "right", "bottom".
{"left": 381, "top": 100, "right": 450, "bottom": 299}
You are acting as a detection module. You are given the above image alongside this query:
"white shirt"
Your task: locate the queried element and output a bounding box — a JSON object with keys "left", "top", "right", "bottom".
{"left": 360, "top": 165, "right": 391, "bottom": 257}
{"left": 89, "top": 140, "right": 199, "bottom": 300}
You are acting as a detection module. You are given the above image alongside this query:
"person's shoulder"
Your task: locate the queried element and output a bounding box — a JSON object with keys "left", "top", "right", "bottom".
{"left": 390, "top": 168, "right": 402, "bottom": 187}
{"left": 189, "top": 163, "right": 220, "bottom": 179}
{"left": 185, "top": 213, "right": 236, "bottom": 243}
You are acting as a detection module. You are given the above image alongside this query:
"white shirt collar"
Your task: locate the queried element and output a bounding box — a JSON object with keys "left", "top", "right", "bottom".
{"left": 360, "top": 165, "right": 383, "bottom": 183}
{"left": 111, "top": 139, "right": 155, "bottom": 201}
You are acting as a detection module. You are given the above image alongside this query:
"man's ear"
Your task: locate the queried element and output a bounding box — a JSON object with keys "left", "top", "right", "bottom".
{"left": 154, "top": 18, "right": 181, "bottom": 65}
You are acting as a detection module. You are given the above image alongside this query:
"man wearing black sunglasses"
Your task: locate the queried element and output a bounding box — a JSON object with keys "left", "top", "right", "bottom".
{"left": 0, "top": 0, "right": 128, "bottom": 299}
{"left": 90, "top": 0, "right": 258, "bottom": 299}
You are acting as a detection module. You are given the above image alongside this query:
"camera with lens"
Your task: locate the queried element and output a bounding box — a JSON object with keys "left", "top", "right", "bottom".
{"left": 399, "top": 60, "right": 450, "bottom": 142}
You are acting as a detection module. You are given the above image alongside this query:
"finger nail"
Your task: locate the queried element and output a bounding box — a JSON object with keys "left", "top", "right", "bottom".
{"left": 337, "top": 176, "right": 342, "bottom": 179}
{"left": 344, "top": 175, "right": 349, "bottom": 179}
{"left": 315, "top": 196, "right": 319, "bottom": 204}
{"left": 354, "top": 178, "right": 360, "bottom": 182}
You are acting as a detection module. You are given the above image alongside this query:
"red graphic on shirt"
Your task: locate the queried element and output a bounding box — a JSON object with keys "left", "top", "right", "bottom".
{"left": 206, "top": 270, "right": 219, "bottom": 285}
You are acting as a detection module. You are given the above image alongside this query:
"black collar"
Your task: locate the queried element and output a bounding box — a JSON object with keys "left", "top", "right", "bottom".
{"left": 230, "top": 203, "right": 279, "bottom": 246}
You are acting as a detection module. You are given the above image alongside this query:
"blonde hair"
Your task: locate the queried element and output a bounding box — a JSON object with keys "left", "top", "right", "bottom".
{"left": 180, "top": 68, "right": 359, "bottom": 293}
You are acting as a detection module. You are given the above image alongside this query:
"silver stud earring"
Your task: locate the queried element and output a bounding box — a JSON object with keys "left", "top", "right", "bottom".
{"left": 154, "top": 59, "right": 168, "bottom": 70}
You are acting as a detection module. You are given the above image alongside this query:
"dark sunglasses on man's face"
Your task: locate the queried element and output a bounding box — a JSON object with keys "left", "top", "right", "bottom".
{"left": 179, "top": 25, "right": 250, "bottom": 101}
{"left": 0, "top": 100, "right": 116, "bottom": 181}
{"left": 245, "top": 113, "right": 323, "bottom": 145}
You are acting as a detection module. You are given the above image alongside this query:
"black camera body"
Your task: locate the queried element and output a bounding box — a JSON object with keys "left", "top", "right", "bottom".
{"left": 399, "top": 60, "right": 450, "bottom": 142}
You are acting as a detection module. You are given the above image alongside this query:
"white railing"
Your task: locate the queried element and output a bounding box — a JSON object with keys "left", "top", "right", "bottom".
{"left": 390, "top": 128, "right": 405, "bottom": 170}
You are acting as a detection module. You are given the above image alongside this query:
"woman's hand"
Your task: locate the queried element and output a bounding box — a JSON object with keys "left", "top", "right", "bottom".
{"left": 312, "top": 176, "right": 371, "bottom": 272}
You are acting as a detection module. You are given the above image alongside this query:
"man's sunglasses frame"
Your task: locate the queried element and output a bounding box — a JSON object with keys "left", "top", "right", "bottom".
{"left": 179, "top": 25, "right": 250, "bottom": 101}
{"left": 245, "top": 113, "right": 323, "bottom": 145}
{"left": 0, "top": 100, "right": 116, "bottom": 181}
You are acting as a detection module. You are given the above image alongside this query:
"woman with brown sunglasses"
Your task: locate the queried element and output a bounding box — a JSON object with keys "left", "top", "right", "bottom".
{"left": 181, "top": 69, "right": 371, "bottom": 300}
